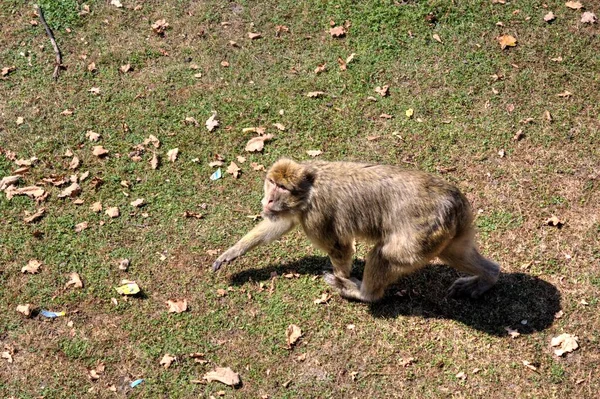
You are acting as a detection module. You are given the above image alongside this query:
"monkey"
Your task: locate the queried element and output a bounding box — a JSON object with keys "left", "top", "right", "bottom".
{"left": 212, "top": 159, "right": 500, "bottom": 303}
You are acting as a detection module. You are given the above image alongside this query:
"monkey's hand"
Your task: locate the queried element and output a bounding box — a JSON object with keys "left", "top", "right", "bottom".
{"left": 212, "top": 246, "right": 242, "bottom": 271}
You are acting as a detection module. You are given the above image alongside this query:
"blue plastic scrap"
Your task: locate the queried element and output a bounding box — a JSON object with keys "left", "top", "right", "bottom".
{"left": 130, "top": 379, "right": 144, "bottom": 388}
{"left": 210, "top": 168, "right": 222, "bottom": 181}
{"left": 40, "top": 310, "right": 66, "bottom": 318}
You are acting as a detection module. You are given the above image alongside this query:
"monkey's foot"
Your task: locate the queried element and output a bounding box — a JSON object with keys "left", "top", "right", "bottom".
{"left": 324, "top": 273, "right": 369, "bottom": 302}
{"left": 448, "top": 276, "right": 495, "bottom": 299}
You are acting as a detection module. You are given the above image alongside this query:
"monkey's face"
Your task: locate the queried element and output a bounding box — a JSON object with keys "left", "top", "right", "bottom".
{"left": 261, "top": 178, "right": 294, "bottom": 219}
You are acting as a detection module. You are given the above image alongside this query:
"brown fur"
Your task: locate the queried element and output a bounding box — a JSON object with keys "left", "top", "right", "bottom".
{"left": 213, "top": 159, "right": 500, "bottom": 302}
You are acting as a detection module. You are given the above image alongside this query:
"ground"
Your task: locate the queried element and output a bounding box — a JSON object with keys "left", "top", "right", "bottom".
{"left": 0, "top": 0, "right": 599, "bottom": 398}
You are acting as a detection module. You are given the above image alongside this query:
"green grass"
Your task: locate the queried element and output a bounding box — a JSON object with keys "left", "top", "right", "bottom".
{"left": 1, "top": 0, "right": 599, "bottom": 397}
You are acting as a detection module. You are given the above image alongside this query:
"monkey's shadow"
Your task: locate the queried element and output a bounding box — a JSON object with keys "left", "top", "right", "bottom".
{"left": 229, "top": 256, "right": 561, "bottom": 336}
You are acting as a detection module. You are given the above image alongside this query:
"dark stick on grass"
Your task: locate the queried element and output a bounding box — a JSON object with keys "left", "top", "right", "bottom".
{"left": 36, "top": 5, "right": 62, "bottom": 80}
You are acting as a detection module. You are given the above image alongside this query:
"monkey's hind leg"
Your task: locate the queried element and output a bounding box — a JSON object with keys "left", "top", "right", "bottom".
{"left": 440, "top": 236, "right": 500, "bottom": 299}
{"left": 323, "top": 240, "right": 364, "bottom": 300}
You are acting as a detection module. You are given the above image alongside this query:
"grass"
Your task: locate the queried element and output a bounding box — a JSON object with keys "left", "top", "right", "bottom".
{"left": 1, "top": 0, "right": 599, "bottom": 397}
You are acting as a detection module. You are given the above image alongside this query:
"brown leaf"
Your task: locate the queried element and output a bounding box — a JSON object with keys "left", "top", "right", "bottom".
{"left": 400, "top": 357, "right": 415, "bottom": 367}
{"left": 74, "top": 221, "right": 89, "bottom": 233}
{"left": 152, "top": 19, "right": 169, "bottom": 35}
{"left": 143, "top": 134, "right": 161, "bottom": 148}
{"left": 313, "top": 292, "right": 332, "bottom": 304}
{"left": 130, "top": 198, "right": 145, "bottom": 208}
{"left": 166, "top": 298, "right": 188, "bottom": 313}
{"left": 58, "top": 183, "right": 81, "bottom": 198}
{"left": 306, "top": 91, "right": 325, "bottom": 98}
{"left": 380, "top": 113, "right": 393, "bottom": 119}
{"left": 245, "top": 134, "right": 274, "bottom": 152}
{"left": 551, "top": 333, "right": 578, "bottom": 356}
{"left": 209, "top": 160, "right": 223, "bottom": 167}
{"left": 374, "top": 85, "right": 389, "bottom": 97}
{"left": 581, "top": 12, "right": 597, "bottom": 24}
{"left": 544, "top": 11, "right": 556, "bottom": 22}
{"left": 565, "top": 1, "right": 583, "bottom": 10}
{"left": 5, "top": 185, "right": 46, "bottom": 200}
{"left": 0, "top": 175, "right": 20, "bottom": 191}
{"left": 216, "top": 288, "right": 227, "bottom": 297}
{"left": 236, "top": 155, "right": 246, "bottom": 164}
{"left": 16, "top": 304, "right": 32, "bottom": 316}
{"left": 286, "top": 324, "right": 302, "bottom": 348}
{"left": 69, "top": 156, "right": 80, "bottom": 170}
{"left": 184, "top": 116, "right": 199, "bottom": 126}
{"left": 203, "top": 367, "right": 241, "bottom": 386}
{"left": 167, "top": 148, "right": 179, "bottom": 162}
{"left": 275, "top": 25, "right": 289, "bottom": 36}
{"left": 105, "top": 207, "right": 120, "bottom": 218}
{"left": 248, "top": 32, "right": 262, "bottom": 39}
{"left": 2, "top": 351, "right": 13, "bottom": 363}
{"left": 513, "top": 129, "right": 524, "bottom": 141}
{"left": 183, "top": 210, "right": 203, "bottom": 219}
{"left": 206, "top": 113, "right": 219, "bottom": 132}
{"left": 24, "top": 207, "right": 45, "bottom": 223}
{"left": 250, "top": 162, "right": 265, "bottom": 171}
{"left": 150, "top": 152, "right": 159, "bottom": 169}
{"left": 1, "top": 66, "right": 16, "bottom": 76}
{"left": 505, "top": 326, "right": 521, "bottom": 338}
{"left": 272, "top": 123, "right": 286, "bottom": 131}
{"left": 86, "top": 130, "right": 100, "bottom": 141}
{"left": 432, "top": 33, "right": 443, "bottom": 43}
{"left": 329, "top": 26, "right": 346, "bottom": 37}
{"left": 160, "top": 353, "right": 176, "bottom": 368}
{"left": 119, "top": 63, "right": 132, "bottom": 73}
{"left": 306, "top": 150, "right": 322, "bottom": 157}
{"left": 497, "top": 35, "right": 517, "bottom": 50}
{"left": 545, "top": 215, "right": 563, "bottom": 227}
{"left": 314, "top": 63, "right": 327, "bottom": 74}
{"left": 88, "top": 87, "right": 101, "bottom": 95}
{"left": 118, "top": 258, "right": 130, "bottom": 271}
{"left": 522, "top": 360, "right": 538, "bottom": 371}
{"left": 545, "top": 110, "right": 553, "bottom": 121}
{"left": 92, "top": 146, "right": 109, "bottom": 157}
{"left": 556, "top": 90, "right": 573, "bottom": 98}
{"left": 22, "top": 259, "right": 42, "bottom": 274}
{"left": 242, "top": 126, "right": 266, "bottom": 134}
{"left": 65, "top": 272, "right": 83, "bottom": 289}
{"left": 90, "top": 201, "right": 102, "bottom": 213}
{"left": 226, "top": 162, "right": 241, "bottom": 178}
{"left": 455, "top": 371, "right": 467, "bottom": 380}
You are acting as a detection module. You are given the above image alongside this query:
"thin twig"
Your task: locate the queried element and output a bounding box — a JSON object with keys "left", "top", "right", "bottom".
{"left": 36, "top": 5, "right": 62, "bottom": 80}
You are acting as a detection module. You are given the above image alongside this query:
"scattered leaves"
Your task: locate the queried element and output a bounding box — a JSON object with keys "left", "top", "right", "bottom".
{"left": 306, "top": 150, "right": 322, "bottom": 157}
{"left": 144, "top": 134, "right": 161, "bottom": 148}
{"left": 206, "top": 113, "right": 219, "bottom": 132}
{"left": 88, "top": 87, "right": 101, "bottom": 95}
{"left": 286, "top": 324, "right": 302, "bottom": 349}
{"left": 248, "top": 32, "right": 262, "bottom": 39}
{"left": 313, "top": 292, "right": 332, "bottom": 304}
{"left": 314, "top": 63, "right": 326, "bottom": 74}
{"left": 272, "top": 123, "right": 286, "bottom": 131}
{"left": 1, "top": 66, "right": 16, "bottom": 76}
{"left": 183, "top": 210, "right": 203, "bottom": 219}
{"left": 505, "top": 326, "right": 521, "bottom": 338}
{"left": 22, "top": 259, "right": 42, "bottom": 274}
{"left": 160, "top": 354, "right": 176, "bottom": 368}
{"left": 565, "top": 1, "right": 583, "bottom": 10}
{"left": 150, "top": 152, "right": 159, "bottom": 169}
{"left": 432, "top": 33, "right": 443, "bottom": 43}
{"left": 86, "top": 130, "right": 100, "bottom": 141}
{"left": 522, "top": 360, "right": 538, "bottom": 371}
{"left": 58, "top": 183, "right": 81, "bottom": 198}
{"left": 90, "top": 201, "right": 102, "bottom": 213}
{"left": 5, "top": 186, "right": 45, "bottom": 200}
{"left": 203, "top": 367, "right": 241, "bottom": 386}
{"left": 65, "top": 272, "right": 83, "bottom": 289}
{"left": 545, "top": 215, "right": 564, "bottom": 227}
{"left": 545, "top": 110, "right": 553, "bottom": 121}
{"left": 455, "top": 371, "right": 467, "bottom": 381}
{"left": 24, "top": 207, "right": 45, "bottom": 223}
{"left": 118, "top": 258, "right": 130, "bottom": 271}
{"left": 2, "top": 350, "right": 13, "bottom": 364}
{"left": 167, "top": 148, "right": 179, "bottom": 162}
{"left": 16, "top": 304, "right": 32, "bottom": 317}
{"left": 130, "top": 198, "right": 145, "bottom": 208}
{"left": 544, "top": 11, "right": 556, "bottom": 22}
{"left": 92, "top": 146, "right": 109, "bottom": 157}
{"left": 250, "top": 162, "right": 265, "bottom": 171}
{"left": 74, "top": 221, "right": 89, "bottom": 233}
{"left": 0, "top": 175, "right": 20, "bottom": 191}
{"left": 166, "top": 299, "right": 188, "bottom": 313}
{"left": 306, "top": 91, "right": 325, "bottom": 98}
{"left": 69, "top": 156, "right": 80, "bottom": 170}
{"left": 557, "top": 90, "right": 573, "bottom": 98}
{"left": 152, "top": 19, "right": 169, "bottom": 35}
{"left": 105, "top": 207, "right": 120, "bottom": 218}
{"left": 119, "top": 63, "right": 132, "bottom": 73}
{"left": 245, "top": 134, "right": 274, "bottom": 152}
{"left": 497, "top": 35, "right": 517, "bottom": 49}
{"left": 513, "top": 129, "right": 525, "bottom": 141}
{"left": 226, "top": 162, "right": 241, "bottom": 178}
{"left": 551, "top": 333, "right": 579, "bottom": 356}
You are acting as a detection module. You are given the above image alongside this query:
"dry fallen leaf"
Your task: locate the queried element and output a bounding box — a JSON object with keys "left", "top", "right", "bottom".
{"left": 286, "top": 324, "right": 302, "bottom": 348}
{"left": 5, "top": 186, "right": 46, "bottom": 200}
{"left": 306, "top": 150, "right": 322, "bottom": 157}
{"left": 505, "top": 326, "right": 521, "bottom": 339}
{"left": 313, "top": 292, "right": 332, "bottom": 304}
{"left": 380, "top": 113, "right": 393, "bottom": 119}
{"left": 400, "top": 357, "right": 415, "bottom": 367}
{"left": 167, "top": 148, "right": 179, "bottom": 162}
{"left": 69, "top": 156, "right": 80, "bottom": 170}
{"left": 105, "top": 207, "right": 120, "bottom": 218}
{"left": 22, "top": 259, "right": 42, "bottom": 274}
{"left": 544, "top": 11, "right": 556, "bottom": 22}
{"left": 544, "top": 110, "right": 553, "bottom": 121}
{"left": 16, "top": 304, "right": 32, "bottom": 316}
{"left": 130, "top": 198, "right": 145, "bottom": 208}
{"left": 375, "top": 85, "right": 390, "bottom": 97}
{"left": 497, "top": 35, "right": 517, "bottom": 49}
{"left": 90, "top": 201, "right": 102, "bottom": 213}
{"left": 522, "top": 360, "right": 538, "bottom": 371}
{"left": 226, "top": 162, "right": 241, "bottom": 178}
{"left": 557, "top": 90, "right": 573, "bottom": 98}
{"left": 160, "top": 353, "right": 177, "bottom": 368}
{"left": 581, "top": 12, "right": 597, "bottom": 24}
{"left": 86, "top": 130, "right": 100, "bottom": 141}
{"left": 314, "top": 63, "right": 327, "bottom": 74}
{"left": 118, "top": 258, "right": 130, "bottom": 271}
{"left": 1, "top": 351, "right": 13, "bottom": 363}
{"left": 245, "top": 134, "right": 274, "bottom": 152}
{"left": 74, "top": 221, "right": 88, "bottom": 233}
{"left": 88, "top": 87, "right": 100, "bottom": 95}
{"left": 329, "top": 26, "right": 346, "bottom": 37}
{"left": 565, "top": 1, "right": 583, "bottom": 10}
{"left": 58, "top": 183, "right": 81, "bottom": 198}
{"left": 152, "top": 19, "right": 169, "bottom": 35}
{"left": 183, "top": 210, "right": 203, "bottom": 219}
{"left": 120, "top": 63, "right": 132, "bottom": 73}
{"left": 455, "top": 371, "right": 467, "bottom": 380}
{"left": 272, "top": 123, "right": 286, "bottom": 131}
{"left": 432, "top": 33, "right": 443, "bottom": 43}
{"left": 551, "top": 333, "right": 578, "bottom": 356}
{"left": 545, "top": 215, "right": 564, "bottom": 227}
{"left": 203, "top": 112, "right": 220, "bottom": 131}
{"left": 150, "top": 152, "right": 159, "bottom": 169}
{"left": 24, "top": 207, "right": 45, "bottom": 223}
{"left": 144, "top": 134, "right": 161, "bottom": 148}
{"left": 0, "top": 175, "right": 20, "bottom": 191}
{"left": 1, "top": 66, "right": 16, "bottom": 76}
{"left": 16, "top": 116, "right": 24, "bottom": 126}
{"left": 92, "top": 146, "right": 109, "bottom": 157}
{"left": 65, "top": 272, "right": 83, "bottom": 289}
{"left": 513, "top": 129, "right": 525, "bottom": 141}
{"left": 306, "top": 91, "right": 325, "bottom": 98}
{"left": 166, "top": 298, "right": 188, "bottom": 313}
{"left": 203, "top": 367, "right": 241, "bottom": 386}
{"left": 248, "top": 32, "right": 262, "bottom": 39}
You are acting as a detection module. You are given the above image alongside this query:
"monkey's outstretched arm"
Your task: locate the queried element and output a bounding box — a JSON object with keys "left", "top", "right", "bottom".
{"left": 212, "top": 217, "right": 297, "bottom": 271}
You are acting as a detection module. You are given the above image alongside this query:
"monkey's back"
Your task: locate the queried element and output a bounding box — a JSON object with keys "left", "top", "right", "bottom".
{"left": 301, "top": 161, "right": 473, "bottom": 246}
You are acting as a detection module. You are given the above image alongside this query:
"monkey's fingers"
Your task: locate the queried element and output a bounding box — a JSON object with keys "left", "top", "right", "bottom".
{"left": 212, "top": 260, "right": 224, "bottom": 271}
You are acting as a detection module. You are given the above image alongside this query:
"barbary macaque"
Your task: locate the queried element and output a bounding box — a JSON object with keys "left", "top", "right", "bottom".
{"left": 213, "top": 159, "right": 500, "bottom": 302}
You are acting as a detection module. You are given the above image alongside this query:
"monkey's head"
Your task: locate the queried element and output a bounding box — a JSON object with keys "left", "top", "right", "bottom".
{"left": 261, "top": 159, "right": 314, "bottom": 219}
